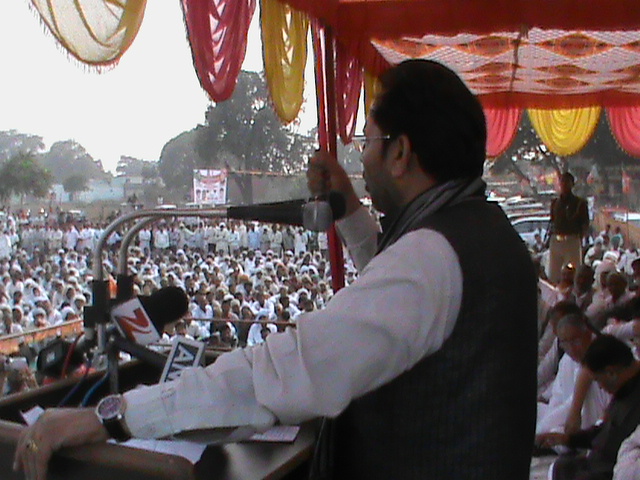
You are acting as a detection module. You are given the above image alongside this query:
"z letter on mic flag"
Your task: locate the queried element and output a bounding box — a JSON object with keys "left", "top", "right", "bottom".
{"left": 111, "top": 298, "right": 161, "bottom": 346}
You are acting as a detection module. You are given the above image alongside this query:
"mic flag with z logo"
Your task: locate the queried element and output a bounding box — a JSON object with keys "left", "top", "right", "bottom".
{"left": 111, "top": 297, "right": 161, "bottom": 346}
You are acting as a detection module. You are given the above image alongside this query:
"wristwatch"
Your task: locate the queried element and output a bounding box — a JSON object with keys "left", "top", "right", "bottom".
{"left": 95, "top": 394, "right": 132, "bottom": 442}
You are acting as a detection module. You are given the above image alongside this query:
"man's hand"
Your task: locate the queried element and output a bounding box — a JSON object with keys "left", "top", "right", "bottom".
{"left": 13, "top": 408, "right": 109, "bottom": 480}
{"left": 306, "top": 149, "right": 360, "bottom": 217}
{"left": 535, "top": 432, "right": 569, "bottom": 449}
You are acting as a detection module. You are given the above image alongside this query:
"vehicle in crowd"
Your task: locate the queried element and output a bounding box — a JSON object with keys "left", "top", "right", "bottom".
{"left": 511, "top": 215, "right": 550, "bottom": 246}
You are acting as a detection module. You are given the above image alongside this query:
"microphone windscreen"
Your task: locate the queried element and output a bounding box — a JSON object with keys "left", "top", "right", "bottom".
{"left": 302, "top": 201, "right": 333, "bottom": 231}
{"left": 138, "top": 286, "right": 189, "bottom": 332}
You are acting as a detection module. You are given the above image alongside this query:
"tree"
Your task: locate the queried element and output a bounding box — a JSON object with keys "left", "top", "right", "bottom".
{"left": 116, "top": 155, "right": 158, "bottom": 178}
{"left": 62, "top": 174, "right": 89, "bottom": 202}
{"left": 0, "top": 153, "right": 52, "bottom": 203}
{"left": 0, "top": 131, "right": 45, "bottom": 162}
{"left": 39, "top": 140, "right": 108, "bottom": 183}
{"left": 193, "top": 71, "right": 315, "bottom": 204}
{"left": 157, "top": 130, "right": 200, "bottom": 197}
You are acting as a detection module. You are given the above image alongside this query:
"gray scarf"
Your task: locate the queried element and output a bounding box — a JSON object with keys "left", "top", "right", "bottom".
{"left": 377, "top": 177, "right": 487, "bottom": 254}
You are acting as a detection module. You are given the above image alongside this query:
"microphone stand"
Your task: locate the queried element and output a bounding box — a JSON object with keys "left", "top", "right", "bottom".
{"left": 117, "top": 217, "right": 157, "bottom": 301}
{"left": 88, "top": 207, "right": 226, "bottom": 394}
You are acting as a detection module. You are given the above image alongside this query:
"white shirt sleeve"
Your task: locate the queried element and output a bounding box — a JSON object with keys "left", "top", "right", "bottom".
{"left": 614, "top": 424, "right": 640, "bottom": 480}
{"left": 124, "top": 227, "right": 462, "bottom": 438}
{"left": 335, "top": 206, "right": 380, "bottom": 272}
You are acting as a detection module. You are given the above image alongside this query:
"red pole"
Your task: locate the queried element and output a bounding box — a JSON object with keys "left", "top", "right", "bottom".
{"left": 313, "top": 22, "right": 345, "bottom": 292}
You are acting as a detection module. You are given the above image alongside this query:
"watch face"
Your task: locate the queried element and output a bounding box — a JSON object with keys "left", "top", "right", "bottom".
{"left": 98, "top": 395, "right": 122, "bottom": 420}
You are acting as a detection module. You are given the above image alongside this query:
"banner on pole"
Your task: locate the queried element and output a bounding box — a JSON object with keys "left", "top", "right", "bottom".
{"left": 193, "top": 169, "right": 228, "bottom": 205}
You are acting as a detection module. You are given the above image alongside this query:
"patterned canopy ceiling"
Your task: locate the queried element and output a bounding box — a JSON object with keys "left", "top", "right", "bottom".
{"left": 372, "top": 29, "right": 640, "bottom": 108}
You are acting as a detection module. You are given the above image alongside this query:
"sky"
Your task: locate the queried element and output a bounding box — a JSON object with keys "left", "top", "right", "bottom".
{"left": 0, "top": 2, "right": 316, "bottom": 174}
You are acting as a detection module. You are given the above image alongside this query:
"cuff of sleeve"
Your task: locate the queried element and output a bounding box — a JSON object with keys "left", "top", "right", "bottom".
{"left": 336, "top": 206, "right": 378, "bottom": 247}
{"left": 124, "top": 349, "right": 277, "bottom": 439}
{"left": 124, "top": 384, "right": 176, "bottom": 439}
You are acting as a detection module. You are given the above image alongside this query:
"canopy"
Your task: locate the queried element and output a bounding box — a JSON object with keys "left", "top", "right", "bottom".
{"left": 28, "top": 0, "right": 640, "bottom": 157}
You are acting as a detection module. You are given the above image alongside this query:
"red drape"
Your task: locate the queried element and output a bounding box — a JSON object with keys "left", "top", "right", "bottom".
{"left": 181, "top": 0, "right": 256, "bottom": 102}
{"left": 336, "top": 42, "right": 364, "bottom": 144}
{"left": 484, "top": 107, "right": 522, "bottom": 158}
{"left": 607, "top": 107, "right": 640, "bottom": 158}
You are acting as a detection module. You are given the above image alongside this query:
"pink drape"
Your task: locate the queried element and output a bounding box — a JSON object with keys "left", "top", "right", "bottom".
{"left": 181, "top": 0, "right": 256, "bottom": 102}
{"left": 484, "top": 107, "right": 522, "bottom": 158}
{"left": 607, "top": 107, "right": 640, "bottom": 158}
{"left": 336, "top": 43, "right": 363, "bottom": 144}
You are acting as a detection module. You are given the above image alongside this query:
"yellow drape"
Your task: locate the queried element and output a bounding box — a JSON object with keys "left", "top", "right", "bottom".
{"left": 527, "top": 107, "right": 601, "bottom": 156}
{"left": 30, "top": 0, "right": 146, "bottom": 65}
{"left": 363, "top": 71, "right": 381, "bottom": 117}
{"left": 260, "top": 0, "right": 308, "bottom": 123}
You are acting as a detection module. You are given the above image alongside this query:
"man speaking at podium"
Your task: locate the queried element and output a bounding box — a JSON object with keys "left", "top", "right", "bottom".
{"left": 14, "top": 60, "right": 538, "bottom": 480}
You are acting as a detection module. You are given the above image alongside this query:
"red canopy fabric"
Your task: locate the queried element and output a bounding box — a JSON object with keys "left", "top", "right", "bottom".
{"left": 607, "top": 107, "right": 640, "bottom": 157}
{"left": 181, "top": 0, "right": 256, "bottom": 102}
{"left": 484, "top": 107, "right": 522, "bottom": 158}
{"left": 284, "top": 0, "right": 640, "bottom": 109}
{"left": 284, "top": 0, "right": 640, "bottom": 39}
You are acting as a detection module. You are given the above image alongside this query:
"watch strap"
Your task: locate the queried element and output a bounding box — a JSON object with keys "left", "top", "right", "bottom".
{"left": 102, "top": 415, "right": 132, "bottom": 442}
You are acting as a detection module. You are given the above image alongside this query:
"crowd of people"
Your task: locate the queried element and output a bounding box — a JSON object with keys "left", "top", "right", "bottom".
{"left": 4, "top": 202, "right": 640, "bottom": 478}
{"left": 0, "top": 210, "right": 348, "bottom": 394}
{"left": 532, "top": 219, "right": 640, "bottom": 479}
{"left": 4, "top": 59, "right": 640, "bottom": 478}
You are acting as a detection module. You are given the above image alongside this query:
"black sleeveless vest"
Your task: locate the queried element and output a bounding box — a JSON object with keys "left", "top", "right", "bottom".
{"left": 333, "top": 198, "right": 537, "bottom": 480}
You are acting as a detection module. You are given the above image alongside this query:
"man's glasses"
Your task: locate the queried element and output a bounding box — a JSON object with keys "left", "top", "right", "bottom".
{"left": 351, "top": 134, "right": 392, "bottom": 153}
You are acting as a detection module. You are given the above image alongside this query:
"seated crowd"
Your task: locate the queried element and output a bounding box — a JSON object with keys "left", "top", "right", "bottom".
{"left": 0, "top": 210, "right": 348, "bottom": 395}
{"left": 4, "top": 207, "right": 640, "bottom": 478}
{"left": 534, "top": 225, "right": 640, "bottom": 479}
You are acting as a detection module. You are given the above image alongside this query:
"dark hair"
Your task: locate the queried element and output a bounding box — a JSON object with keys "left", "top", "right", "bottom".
{"left": 372, "top": 60, "right": 486, "bottom": 182}
{"left": 606, "top": 296, "right": 640, "bottom": 322}
{"left": 582, "top": 334, "right": 634, "bottom": 372}
{"left": 560, "top": 172, "right": 575, "bottom": 184}
{"left": 548, "top": 300, "right": 582, "bottom": 320}
{"left": 556, "top": 312, "right": 591, "bottom": 332}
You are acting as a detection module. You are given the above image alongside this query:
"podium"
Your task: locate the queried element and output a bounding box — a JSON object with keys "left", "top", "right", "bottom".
{"left": 0, "top": 362, "right": 316, "bottom": 480}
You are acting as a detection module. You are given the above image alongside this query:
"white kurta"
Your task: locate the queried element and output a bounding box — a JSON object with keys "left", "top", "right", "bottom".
{"left": 123, "top": 206, "right": 463, "bottom": 438}
{"left": 614, "top": 424, "right": 640, "bottom": 480}
{"left": 536, "top": 353, "right": 611, "bottom": 434}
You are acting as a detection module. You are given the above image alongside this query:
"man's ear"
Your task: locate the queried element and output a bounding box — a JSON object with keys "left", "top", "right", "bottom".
{"left": 389, "top": 134, "right": 413, "bottom": 177}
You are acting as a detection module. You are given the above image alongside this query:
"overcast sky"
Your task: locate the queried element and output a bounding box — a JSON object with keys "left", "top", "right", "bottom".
{"left": 0, "top": 2, "right": 316, "bottom": 173}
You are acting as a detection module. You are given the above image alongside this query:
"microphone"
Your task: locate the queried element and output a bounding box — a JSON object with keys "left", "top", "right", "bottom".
{"left": 38, "top": 287, "right": 190, "bottom": 378}
{"left": 226, "top": 191, "right": 347, "bottom": 231}
{"left": 111, "top": 286, "right": 190, "bottom": 346}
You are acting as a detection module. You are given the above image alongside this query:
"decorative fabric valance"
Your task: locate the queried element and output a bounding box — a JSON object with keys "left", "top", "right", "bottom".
{"left": 484, "top": 108, "right": 522, "bottom": 158}
{"left": 528, "top": 107, "right": 601, "bottom": 156}
{"left": 181, "top": 0, "right": 256, "bottom": 102}
{"left": 607, "top": 107, "right": 640, "bottom": 158}
{"left": 26, "top": 0, "right": 640, "bottom": 158}
{"left": 30, "top": 0, "right": 147, "bottom": 65}
{"left": 261, "top": 0, "right": 308, "bottom": 123}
